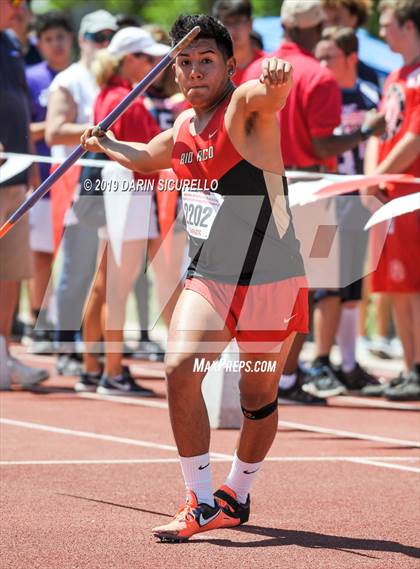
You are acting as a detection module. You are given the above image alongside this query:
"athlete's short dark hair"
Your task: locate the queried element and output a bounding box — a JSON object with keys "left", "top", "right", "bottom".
{"left": 170, "top": 14, "right": 234, "bottom": 60}
{"left": 212, "top": 0, "right": 253, "bottom": 21}
{"left": 35, "top": 11, "right": 72, "bottom": 39}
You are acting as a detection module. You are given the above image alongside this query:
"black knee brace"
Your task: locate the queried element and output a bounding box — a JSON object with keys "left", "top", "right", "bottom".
{"left": 241, "top": 398, "right": 278, "bottom": 420}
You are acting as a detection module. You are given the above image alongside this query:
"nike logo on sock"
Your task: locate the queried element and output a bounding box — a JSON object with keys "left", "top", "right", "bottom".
{"left": 243, "top": 469, "right": 259, "bottom": 474}
{"left": 198, "top": 463, "right": 210, "bottom": 470}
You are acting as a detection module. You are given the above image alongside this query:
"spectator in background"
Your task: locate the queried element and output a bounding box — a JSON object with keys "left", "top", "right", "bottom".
{"left": 45, "top": 10, "right": 117, "bottom": 376}
{"left": 249, "top": 29, "right": 264, "bottom": 51}
{"left": 213, "top": 0, "right": 264, "bottom": 85}
{"left": 131, "top": 24, "right": 187, "bottom": 360}
{"left": 78, "top": 27, "right": 169, "bottom": 396}
{"left": 362, "top": 0, "right": 420, "bottom": 401}
{"left": 301, "top": 27, "right": 382, "bottom": 397}
{"left": 321, "top": 2, "right": 400, "bottom": 363}
{"left": 115, "top": 14, "right": 142, "bottom": 29}
{"left": 26, "top": 11, "right": 73, "bottom": 354}
{"left": 7, "top": 0, "right": 42, "bottom": 66}
{"left": 244, "top": 0, "right": 385, "bottom": 403}
{"left": 320, "top": 0, "right": 380, "bottom": 87}
{"left": 0, "top": 0, "right": 48, "bottom": 390}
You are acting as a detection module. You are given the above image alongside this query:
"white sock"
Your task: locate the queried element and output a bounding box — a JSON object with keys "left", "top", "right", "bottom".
{"left": 179, "top": 453, "right": 214, "bottom": 506}
{"left": 337, "top": 307, "right": 358, "bottom": 373}
{"left": 225, "top": 451, "right": 263, "bottom": 504}
{"left": 279, "top": 372, "right": 297, "bottom": 390}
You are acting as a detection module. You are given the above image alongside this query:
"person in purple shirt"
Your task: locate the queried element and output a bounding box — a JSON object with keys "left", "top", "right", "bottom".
{"left": 26, "top": 11, "right": 73, "bottom": 351}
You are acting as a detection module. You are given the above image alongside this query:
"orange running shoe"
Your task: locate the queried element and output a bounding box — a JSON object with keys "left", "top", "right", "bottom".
{"left": 152, "top": 490, "right": 225, "bottom": 542}
{"left": 214, "top": 485, "right": 250, "bottom": 528}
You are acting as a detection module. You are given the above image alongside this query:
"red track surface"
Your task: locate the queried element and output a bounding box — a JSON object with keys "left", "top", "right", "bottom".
{"left": 1, "top": 348, "right": 419, "bottom": 569}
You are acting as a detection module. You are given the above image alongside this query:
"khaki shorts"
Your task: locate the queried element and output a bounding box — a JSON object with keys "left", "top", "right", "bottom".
{"left": 0, "top": 185, "right": 33, "bottom": 280}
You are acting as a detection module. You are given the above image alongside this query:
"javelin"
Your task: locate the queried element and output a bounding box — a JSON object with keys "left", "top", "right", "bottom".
{"left": 0, "top": 25, "right": 200, "bottom": 240}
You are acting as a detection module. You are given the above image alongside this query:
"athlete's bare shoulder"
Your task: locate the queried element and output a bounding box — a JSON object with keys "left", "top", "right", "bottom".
{"left": 172, "top": 107, "right": 195, "bottom": 141}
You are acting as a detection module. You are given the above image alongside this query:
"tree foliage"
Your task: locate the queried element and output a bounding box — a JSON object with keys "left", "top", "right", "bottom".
{"left": 40, "top": 0, "right": 383, "bottom": 36}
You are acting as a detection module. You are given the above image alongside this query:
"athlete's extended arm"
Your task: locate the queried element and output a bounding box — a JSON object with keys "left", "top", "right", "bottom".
{"left": 232, "top": 57, "right": 293, "bottom": 115}
{"left": 80, "top": 127, "right": 173, "bottom": 173}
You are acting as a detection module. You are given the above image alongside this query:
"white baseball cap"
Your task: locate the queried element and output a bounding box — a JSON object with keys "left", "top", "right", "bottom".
{"left": 281, "top": 0, "right": 325, "bottom": 29}
{"left": 108, "top": 27, "right": 171, "bottom": 58}
{"left": 79, "top": 10, "right": 117, "bottom": 36}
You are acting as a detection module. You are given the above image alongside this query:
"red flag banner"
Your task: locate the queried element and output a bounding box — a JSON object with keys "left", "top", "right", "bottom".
{"left": 50, "top": 164, "right": 81, "bottom": 252}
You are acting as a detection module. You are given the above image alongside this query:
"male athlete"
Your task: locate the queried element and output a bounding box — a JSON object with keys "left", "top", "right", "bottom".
{"left": 81, "top": 14, "right": 307, "bottom": 542}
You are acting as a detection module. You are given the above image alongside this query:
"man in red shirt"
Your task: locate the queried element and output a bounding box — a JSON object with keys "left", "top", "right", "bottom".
{"left": 213, "top": 0, "right": 264, "bottom": 86}
{"left": 362, "top": 0, "right": 420, "bottom": 401}
{"left": 81, "top": 13, "right": 307, "bottom": 543}
{"left": 244, "top": 0, "right": 385, "bottom": 402}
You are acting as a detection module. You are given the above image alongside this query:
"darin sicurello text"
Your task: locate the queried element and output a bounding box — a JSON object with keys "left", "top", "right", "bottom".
{"left": 86, "top": 177, "right": 219, "bottom": 193}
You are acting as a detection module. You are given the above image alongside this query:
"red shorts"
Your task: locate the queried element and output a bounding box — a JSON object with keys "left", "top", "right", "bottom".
{"left": 184, "top": 276, "right": 309, "bottom": 351}
{"left": 371, "top": 188, "right": 420, "bottom": 293}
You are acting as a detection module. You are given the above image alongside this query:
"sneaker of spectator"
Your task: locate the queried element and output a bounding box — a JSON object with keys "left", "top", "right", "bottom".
{"left": 55, "top": 353, "right": 83, "bottom": 377}
{"left": 360, "top": 371, "right": 408, "bottom": 397}
{"left": 278, "top": 367, "right": 327, "bottom": 405}
{"left": 7, "top": 355, "right": 49, "bottom": 388}
{"left": 29, "top": 327, "right": 56, "bottom": 355}
{"left": 368, "top": 336, "right": 395, "bottom": 359}
{"left": 385, "top": 371, "right": 420, "bottom": 401}
{"left": 97, "top": 366, "right": 156, "bottom": 397}
{"left": 302, "top": 361, "right": 347, "bottom": 398}
{"left": 74, "top": 364, "right": 103, "bottom": 393}
{"left": 132, "top": 338, "right": 165, "bottom": 362}
{"left": 390, "top": 337, "right": 404, "bottom": 359}
{"left": 337, "top": 362, "right": 381, "bottom": 391}
{"left": 11, "top": 314, "right": 28, "bottom": 342}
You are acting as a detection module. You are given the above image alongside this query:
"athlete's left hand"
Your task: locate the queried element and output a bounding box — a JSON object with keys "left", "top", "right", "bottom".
{"left": 259, "top": 57, "right": 292, "bottom": 87}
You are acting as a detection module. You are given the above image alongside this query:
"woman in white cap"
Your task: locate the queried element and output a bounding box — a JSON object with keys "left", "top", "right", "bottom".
{"left": 77, "top": 27, "right": 171, "bottom": 396}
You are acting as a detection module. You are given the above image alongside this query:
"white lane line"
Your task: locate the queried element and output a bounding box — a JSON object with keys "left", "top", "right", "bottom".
{"left": 347, "top": 458, "right": 420, "bottom": 474}
{"left": 78, "top": 392, "right": 168, "bottom": 408}
{"left": 278, "top": 420, "right": 420, "bottom": 448}
{"left": 1, "top": 456, "right": 418, "bottom": 467}
{"left": 0, "top": 458, "right": 183, "bottom": 466}
{"left": 333, "top": 396, "right": 420, "bottom": 411}
{"left": 0, "top": 418, "right": 231, "bottom": 459}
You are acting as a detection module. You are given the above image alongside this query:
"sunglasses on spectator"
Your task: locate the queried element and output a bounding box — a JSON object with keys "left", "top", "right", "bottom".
{"left": 84, "top": 30, "right": 115, "bottom": 44}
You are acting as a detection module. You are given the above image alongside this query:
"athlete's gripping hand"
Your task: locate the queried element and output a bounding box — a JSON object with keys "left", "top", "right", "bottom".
{"left": 81, "top": 126, "right": 116, "bottom": 153}
{"left": 259, "top": 57, "right": 292, "bottom": 87}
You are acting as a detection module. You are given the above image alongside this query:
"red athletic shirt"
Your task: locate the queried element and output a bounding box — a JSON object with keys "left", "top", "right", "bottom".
{"left": 94, "top": 76, "right": 160, "bottom": 181}
{"left": 243, "top": 41, "right": 341, "bottom": 171}
{"left": 233, "top": 48, "right": 265, "bottom": 86}
{"left": 171, "top": 94, "right": 305, "bottom": 285}
{"left": 378, "top": 63, "right": 420, "bottom": 197}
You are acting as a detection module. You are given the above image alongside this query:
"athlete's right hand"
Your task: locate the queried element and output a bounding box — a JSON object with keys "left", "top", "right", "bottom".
{"left": 80, "top": 127, "right": 115, "bottom": 153}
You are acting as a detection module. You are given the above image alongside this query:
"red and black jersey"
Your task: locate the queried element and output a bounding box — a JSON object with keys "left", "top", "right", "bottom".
{"left": 172, "top": 94, "right": 305, "bottom": 285}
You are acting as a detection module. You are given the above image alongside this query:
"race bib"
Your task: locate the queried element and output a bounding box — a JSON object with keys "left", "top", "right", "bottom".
{"left": 182, "top": 187, "right": 224, "bottom": 240}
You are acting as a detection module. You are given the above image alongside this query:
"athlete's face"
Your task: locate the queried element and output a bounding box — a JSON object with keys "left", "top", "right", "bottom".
{"left": 174, "top": 38, "right": 234, "bottom": 110}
